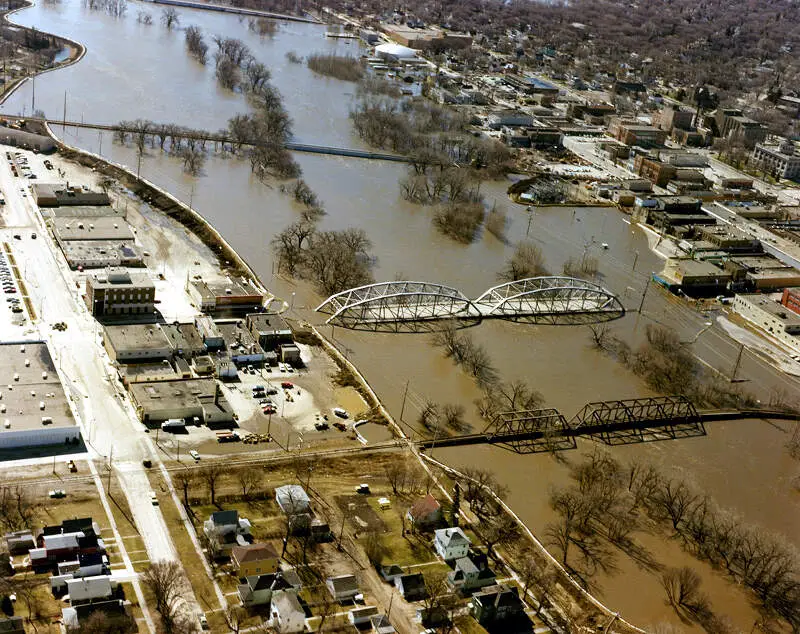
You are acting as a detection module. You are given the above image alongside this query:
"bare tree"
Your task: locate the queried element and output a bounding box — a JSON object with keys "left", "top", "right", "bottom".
{"left": 172, "top": 469, "right": 194, "bottom": 508}
{"left": 384, "top": 460, "right": 408, "bottom": 495}
{"left": 363, "top": 530, "right": 386, "bottom": 566}
{"left": 137, "top": 10, "right": 152, "bottom": 24}
{"left": 271, "top": 220, "right": 315, "bottom": 276}
{"left": 161, "top": 7, "right": 179, "bottom": 29}
{"left": 237, "top": 467, "right": 261, "bottom": 500}
{"left": 460, "top": 467, "right": 506, "bottom": 520}
{"left": 216, "top": 56, "right": 241, "bottom": 90}
{"left": 200, "top": 464, "right": 224, "bottom": 506}
{"left": 499, "top": 240, "right": 549, "bottom": 281}
{"left": 181, "top": 147, "right": 205, "bottom": 176}
{"left": 475, "top": 380, "right": 543, "bottom": 423}
{"left": 185, "top": 25, "right": 208, "bottom": 64}
{"left": 482, "top": 512, "right": 521, "bottom": 559}
{"left": 143, "top": 560, "right": 185, "bottom": 632}
{"left": 661, "top": 566, "right": 710, "bottom": 622}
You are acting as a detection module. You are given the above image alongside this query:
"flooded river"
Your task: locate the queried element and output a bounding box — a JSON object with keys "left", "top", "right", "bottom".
{"left": 4, "top": 1, "right": 798, "bottom": 628}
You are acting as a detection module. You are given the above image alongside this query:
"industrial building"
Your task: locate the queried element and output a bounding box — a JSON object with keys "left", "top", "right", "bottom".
{"left": 128, "top": 379, "right": 234, "bottom": 425}
{"left": 246, "top": 313, "right": 293, "bottom": 351}
{"left": 33, "top": 184, "right": 110, "bottom": 208}
{"left": 216, "top": 321, "right": 266, "bottom": 366}
{"left": 0, "top": 342, "right": 80, "bottom": 451}
{"left": 733, "top": 294, "right": 800, "bottom": 354}
{"left": 661, "top": 259, "right": 732, "bottom": 295}
{"left": 52, "top": 217, "right": 134, "bottom": 243}
{"left": 608, "top": 119, "right": 667, "bottom": 147}
{"left": 187, "top": 277, "right": 264, "bottom": 314}
{"left": 61, "top": 242, "right": 145, "bottom": 270}
{"left": 782, "top": 288, "right": 800, "bottom": 315}
{"left": 103, "top": 324, "right": 173, "bottom": 363}
{"left": 85, "top": 268, "right": 156, "bottom": 318}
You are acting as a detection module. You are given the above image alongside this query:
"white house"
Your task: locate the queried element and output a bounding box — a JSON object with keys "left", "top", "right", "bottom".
{"left": 433, "top": 527, "right": 471, "bottom": 561}
{"left": 270, "top": 590, "right": 305, "bottom": 633}
{"left": 65, "top": 576, "right": 116, "bottom": 604}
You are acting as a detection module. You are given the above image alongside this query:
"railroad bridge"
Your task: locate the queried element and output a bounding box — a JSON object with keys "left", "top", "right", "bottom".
{"left": 315, "top": 277, "right": 625, "bottom": 331}
{"left": 418, "top": 396, "right": 706, "bottom": 454}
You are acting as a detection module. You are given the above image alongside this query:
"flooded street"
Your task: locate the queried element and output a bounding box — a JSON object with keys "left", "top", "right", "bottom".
{"left": 4, "top": 1, "right": 798, "bottom": 628}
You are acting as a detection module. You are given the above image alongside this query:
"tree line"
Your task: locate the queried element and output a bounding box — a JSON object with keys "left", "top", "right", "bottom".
{"left": 547, "top": 450, "right": 799, "bottom": 631}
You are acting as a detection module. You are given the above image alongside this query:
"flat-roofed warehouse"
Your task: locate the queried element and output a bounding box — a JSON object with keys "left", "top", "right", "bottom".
{"left": 103, "top": 324, "right": 172, "bottom": 363}
{"left": 128, "top": 379, "right": 234, "bottom": 425}
{"left": 0, "top": 342, "right": 80, "bottom": 450}
{"left": 51, "top": 217, "right": 135, "bottom": 243}
{"left": 32, "top": 184, "right": 110, "bottom": 207}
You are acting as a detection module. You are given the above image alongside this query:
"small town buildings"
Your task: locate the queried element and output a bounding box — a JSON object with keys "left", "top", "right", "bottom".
{"left": 195, "top": 315, "right": 225, "bottom": 350}
{"left": 447, "top": 556, "right": 496, "bottom": 592}
{"left": 231, "top": 543, "right": 280, "bottom": 577}
{"left": 4, "top": 530, "right": 35, "bottom": 555}
{"left": 187, "top": 277, "right": 264, "bottom": 314}
{"left": 270, "top": 590, "right": 306, "bottom": 633}
{"left": 86, "top": 268, "right": 156, "bottom": 318}
{"left": 66, "top": 575, "right": 117, "bottom": 605}
{"left": 161, "top": 323, "right": 206, "bottom": 359}
{"left": 349, "top": 606, "right": 380, "bottom": 626}
{"left": 203, "top": 510, "right": 253, "bottom": 554}
{"left": 714, "top": 108, "right": 767, "bottom": 144}
{"left": 661, "top": 259, "right": 732, "bottom": 296}
{"left": 395, "top": 573, "right": 427, "bottom": 602}
{"left": 280, "top": 343, "right": 301, "bottom": 365}
{"left": 380, "top": 564, "right": 404, "bottom": 583}
{"left": 470, "top": 583, "right": 526, "bottom": 628}
{"left": 751, "top": 141, "right": 800, "bottom": 180}
{"left": 609, "top": 118, "right": 667, "bottom": 147}
{"left": 275, "top": 485, "right": 310, "bottom": 515}
{"left": 33, "top": 184, "right": 110, "bottom": 207}
{"left": 30, "top": 518, "right": 106, "bottom": 572}
{"left": 216, "top": 321, "right": 266, "bottom": 366}
{"left": 237, "top": 569, "right": 302, "bottom": 607}
{"left": 61, "top": 600, "right": 130, "bottom": 631}
{"left": 487, "top": 110, "right": 534, "bottom": 129}
{"left": 327, "top": 574, "right": 360, "bottom": 602}
{"left": 246, "top": 313, "right": 293, "bottom": 351}
{"left": 433, "top": 527, "right": 471, "bottom": 561}
{"left": 128, "top": 378, "right": 234, "bottom": 425}
{"left": 103, "top": 324, "right": 171, "bottom": 363}
{"left": 733, "top": 294, "right": 800, "bottom": 354}
{"left": 654, "top": 104, "right": 694, "bottom": 132}
{"left": 406, "top": 494, "right": 442, "bottom": 530}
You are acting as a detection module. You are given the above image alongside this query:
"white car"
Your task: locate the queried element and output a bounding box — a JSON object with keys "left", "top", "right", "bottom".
{"left": 189, "top": 450, "right": 200, "bottom": 461}
{"left": 150, "top": 491, "right": 159, "bottom": 505}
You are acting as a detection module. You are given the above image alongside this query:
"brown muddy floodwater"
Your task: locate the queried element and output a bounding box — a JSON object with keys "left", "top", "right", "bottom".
{"left": 5, "top": 1, "right": 798, "bottom": 628}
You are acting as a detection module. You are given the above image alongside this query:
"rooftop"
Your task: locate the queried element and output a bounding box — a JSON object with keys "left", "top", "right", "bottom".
{"left": 52, "top": 216, "right": 134, "bottom": 242}
{"left": 0, "top": 342, "right": 75, "bottom": 433}
{"left": 737, "top": 294, "right": 800, "bottom": 326}
{"left": 103, "top": 324, "right": 171, "bottom": 354}
{"left": 128, "top": 378, "right": 219, "bottom": 412}
{"left": 88, "top": 268, "right": 154, "bottom": 290}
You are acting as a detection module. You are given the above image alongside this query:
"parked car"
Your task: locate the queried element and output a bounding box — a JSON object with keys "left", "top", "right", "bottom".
{"left": 189, "top": 450, "right": 200, "bottom": 461}
{"left": 333, "top": 407, "right": 349, "bottom": 419}
{"left": 281, "top": 382, "right": 294, "bottom": 389}
{"left": 150, "top": 491, "right": 159, "bottom": 505}
{"left": 48, "top": 490, "right": 66, "bottom": 499}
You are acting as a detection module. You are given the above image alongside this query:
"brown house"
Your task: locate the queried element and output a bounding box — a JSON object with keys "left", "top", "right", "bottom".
{"left": 231, "top": 543, "right": 280, "bottom": 578}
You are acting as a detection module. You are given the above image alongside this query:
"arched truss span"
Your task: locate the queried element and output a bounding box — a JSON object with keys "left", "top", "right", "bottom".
{"left": 473, "top": 276, "right": 625, "bottom": 317}
{"left": 315, "top": 281, "right": 476, "bottom": 329}
{"left": 315, "top": 277, "right": 624, "bottom": 330}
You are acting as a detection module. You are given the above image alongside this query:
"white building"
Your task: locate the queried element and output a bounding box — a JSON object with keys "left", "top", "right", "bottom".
{"left": 270, "top": 590, "right": 305, "bottom": 633}
{"left": 751, "top": 141, "right": 800, "bottom": 180}
{"left": 433, "top": 527, "right": 471, "bottom": 560}
{"left": 733, "top": 294, "right": 800, "bottom": 354}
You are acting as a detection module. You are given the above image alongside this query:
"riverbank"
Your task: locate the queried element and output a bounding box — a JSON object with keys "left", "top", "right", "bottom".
{"left": 142, "top": 0, "right": 321, "bottom": 23}
{"left": 0, "top": 0, "right": 87, "bottom": 104}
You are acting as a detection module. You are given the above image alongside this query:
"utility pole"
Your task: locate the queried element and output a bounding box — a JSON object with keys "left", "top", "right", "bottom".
{"left": 98, "top": 131, "right": 102, "bottom": 156}
{"left": 525, "top": 206, "right": 533, "bottom": 237}
{"left": 62, "top": 90, "right": 66, "bottom": 130}
{"left": 399, "top": 380, "right": 409, "bottom": 422}
{"left": 106, "top": 446, "right": 113, "bottom": 493}
{"left": 638, "top": 275, "right": 651, "bottom": 313}
{"left": 631, "top": 250, "right": 639, "bottom": 272}
{"left": 731, "top": 343, "right": 744, "bottom": 382}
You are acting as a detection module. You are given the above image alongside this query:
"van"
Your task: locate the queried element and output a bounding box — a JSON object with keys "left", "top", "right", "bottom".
{"left": 41, "top": 416, "right": 53, "bottom": 425}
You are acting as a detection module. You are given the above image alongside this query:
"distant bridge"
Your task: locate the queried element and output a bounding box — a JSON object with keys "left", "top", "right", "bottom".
{"left": 1, "top": 116, "right": 412, "bottom": 163}
{"left": 315, "top": 277, "right": 626, "bottom": 331}
{"left": 417, "top": 397, "right": 800, "bottom": 454}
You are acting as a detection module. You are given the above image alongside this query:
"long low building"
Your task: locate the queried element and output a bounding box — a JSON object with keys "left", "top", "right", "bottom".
{"left": 733, "top": 294, "right": 800, "bottom": 354}
{"left": 0, "top": 342, "right": 80, "bottom": 451}
{"left": 128, "top": 379, "right": 234, "bottom": 425}
{"left": 103, "top": 324, "right": 172, "bottom": 363}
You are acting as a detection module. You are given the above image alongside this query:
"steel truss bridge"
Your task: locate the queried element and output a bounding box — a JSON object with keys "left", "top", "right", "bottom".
{"left": 315, "top": 277, "right": 625, "bottom": 331}
{"left": 418, "top": 396, "right": 707, "bottom": 454}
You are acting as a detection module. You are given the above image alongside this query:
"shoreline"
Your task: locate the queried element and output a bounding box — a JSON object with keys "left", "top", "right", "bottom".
{"left": 0, "top": 0, "right": 87, "bottom": 106}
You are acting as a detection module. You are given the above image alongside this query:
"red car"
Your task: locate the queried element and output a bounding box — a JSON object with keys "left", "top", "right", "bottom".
{"left": 281, "top": 382, "right": 294, "bottom": 389}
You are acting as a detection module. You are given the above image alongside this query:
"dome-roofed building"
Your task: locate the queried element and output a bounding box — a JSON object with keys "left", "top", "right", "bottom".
{"left": 375, "top": 42, "right": 417, "bottom": 61}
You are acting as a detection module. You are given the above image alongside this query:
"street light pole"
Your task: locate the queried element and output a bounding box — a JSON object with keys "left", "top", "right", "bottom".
{"left": 638, "top": 275, "right": 651, "bottom": 313}
{"left": 399, "top": 380, "right": 409, "bottom": 422}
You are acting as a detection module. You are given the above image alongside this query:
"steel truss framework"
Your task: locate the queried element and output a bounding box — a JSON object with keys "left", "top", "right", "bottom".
{"left": 315, "top": 277, "right": 624, "bottom": 331}
{"left": 570, "top": 395, "right": 704, "bottom": 445}
{"left": 315, "top": 281, "right": 476, "bottom": 332}
{"left": 487, "top": 408, "right": 576, "bottom": 453}
{"left": 473, "top": 276, "right": 625, "bottom": 318}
